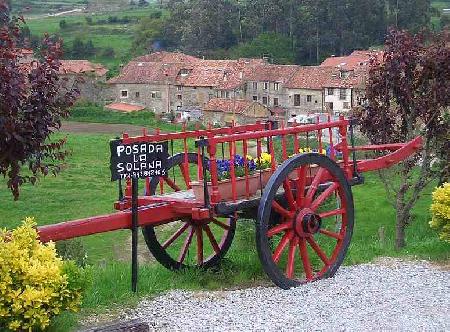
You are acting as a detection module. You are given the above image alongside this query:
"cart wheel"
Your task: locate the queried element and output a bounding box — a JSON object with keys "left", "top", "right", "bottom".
{"left": 142, "top": 153, "right": 236, "bottom": 269}
{"left": 256, "top": 153, "right": 354, "bottom": 289}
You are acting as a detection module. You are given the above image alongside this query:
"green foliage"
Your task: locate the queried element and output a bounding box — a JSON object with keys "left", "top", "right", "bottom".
{"left": 430, "top": 183, "right": 450, "bottom": 242}
{"left": 230, "top": 32, "right": 295, "bottom": 64}
{"left": 69, "top": 102, "right": 185, "bottom": 132}
{"left": 56, "top": 239, "right": 89, "bottom": 267}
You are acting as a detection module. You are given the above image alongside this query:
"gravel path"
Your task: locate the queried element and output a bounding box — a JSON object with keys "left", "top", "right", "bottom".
{"left": 122, "top": 259, "right": 449, "bottom": 331}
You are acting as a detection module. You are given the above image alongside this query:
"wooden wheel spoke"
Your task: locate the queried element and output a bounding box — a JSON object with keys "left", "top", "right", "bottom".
{"left": 283, "top": 180, "right": 297, "bottom": 211}
{"left": 203, "top": 224, "right": 221, "bottom": 255}
{"left": 272, "top": 201, "right": 292, "bottom": 219}
{"left": 195, "top": 226, "right": 203, "bottom": 265}
{"left": 272, "top": 231, "right": 293, "bottom": 263}
{"left": 164, "top": 176, "right": 181, "bottom": 192}
{"left": 178, "top": 226, "right": 195, "bottom": 263}
{"left": 319, "top": 229, "right": 343, "bottom": 240}
{"left": 319, "top": 208, "right": 345, "bottom": 219}
{"left": 267, "top": 222, "right": 291, "bottom": 237}
{"left": 179, "top": 163, "right": 192, "bottom": 189}
{"left": 306, "top": 236, "right": 330, "bottom": 266}
{"left": 310, "top": 182, "right": 339, "bottom": 211}
{"left": 298, "top": 238, "right": 314, "bottom": 281}
{"left": 295, "top": 165, "right": 307, "bottom": 207}
{"left": 210, "top": 218, "right": 230, "bottom": 230}
{"left": 286, "top": 237, "right": 298, "bottom": 279}
{"left": 162, "top": 223, "right": 190, "bottom": 249}
{"left": 305, "top": 168, "right": 325, "bottom": 204}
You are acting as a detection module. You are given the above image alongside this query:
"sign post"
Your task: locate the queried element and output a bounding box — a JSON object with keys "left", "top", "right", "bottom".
{"left": 110, "top": 139, "right": 169, "bottom": 292}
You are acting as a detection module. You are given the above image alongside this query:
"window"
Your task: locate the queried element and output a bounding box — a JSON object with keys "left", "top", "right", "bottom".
{"left": 339, "top": 89, "right": 347, "bottom": 100}
{"left": 262, "top": 96, "right": 268, "bottom": 105}
{"left": 328, "top": 88, "right": 334, "bottom": 95}
{"left": 294, "top": 94, "right": 301, "bottom": 106}
{"left": 135, "top": 91, "right": 140, "bottom": 98}
{"left": 120, "top": 90, "right": 128, "bottom": 98}
{"left": 220, "top": 91, "right": 226, "bottom": 98}
{"left": 208, "top": 93, "right": 214, "bottom": 100}
{"left": 151, "top": 91, "right": 161, "bottom": 99}
{"left": 177, "top": 94, "right": 182, "bottom": 100}
{"left": 176, "top": 85, "right": 182, "bottom": 91}
{"left": 253, "top": 95, "right": 258, "bottom": 101}
{"left": 307, "top": 95, "right": 312, "bottom": 102}
{"left": 274, "top": 82, "right": 280, "bottom": 91}
{"left": 252, "top": 82, "right": 258, "bottom": 90}
{"left": 226, "top": 91, "right": 230, "bottom": 99}
{"left": 326, "top": 102, "right": 334, "bottom": 110}
{"left": 263, "top": 82, "right": 269, "bottom": 90}
{"left": 180, "top": 69, "right": 190, "bottom": 76}
{"left": 273, "top": 98, "right": 279, "bottom": 106}
{"left": 343, "top": 102, "right": 350, "bottom": 109}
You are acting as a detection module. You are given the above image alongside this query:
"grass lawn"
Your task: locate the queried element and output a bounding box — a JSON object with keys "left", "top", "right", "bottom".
{"left": 68, "top": 102, "right": 186, "bottom": 132}
{"left": 0, "top": 131, "right": 448, "bottom": 331}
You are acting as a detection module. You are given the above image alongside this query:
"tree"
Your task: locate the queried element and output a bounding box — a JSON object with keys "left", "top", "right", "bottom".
{"left": 59, "top": 19, "right": 67, "bottom": 29}
{"left": 230, "top": 32, "right": 295, "bottom": 64}
{"left": 356, "top": 29, "right": 450, "bottom": 249}
{"left": 0, "top": 15, "right": 79, "bottom": 199}
{"left": 71, "top": 37, "right": 85, "bottom": 59}
{"left": 84, "top": 39, "right": 95, "bottom": 56}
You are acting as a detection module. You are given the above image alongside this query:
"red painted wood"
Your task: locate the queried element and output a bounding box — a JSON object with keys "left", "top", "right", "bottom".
{"left": 38, "top": 203, "right": 178, "bottom": 243}
{"left": 162, "top": 223, "right": 189, "bottom": 249}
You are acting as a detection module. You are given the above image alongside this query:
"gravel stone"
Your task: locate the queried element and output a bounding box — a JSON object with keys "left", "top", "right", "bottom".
{"left": 122, "top": 259, "right": 450, "bottom": 331}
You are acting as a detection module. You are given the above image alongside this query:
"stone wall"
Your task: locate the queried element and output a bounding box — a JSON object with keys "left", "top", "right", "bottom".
{"left": 109, "top": 82, "right": 170, "bottom": 114}
{"left": 285, "top": 88, "right": 324, "bottom": 117}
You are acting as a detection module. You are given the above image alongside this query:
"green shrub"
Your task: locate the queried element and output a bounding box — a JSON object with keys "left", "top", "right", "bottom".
{"left": 429, "top": 183, "right": 450, "bottom": 242}
{"left": 0, "top": 218, "right": 90, "bottom": 331}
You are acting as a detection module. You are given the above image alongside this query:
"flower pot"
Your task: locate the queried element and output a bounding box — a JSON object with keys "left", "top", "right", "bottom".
{"left": 191, "top": 169, "right": 272, "bottom": 203}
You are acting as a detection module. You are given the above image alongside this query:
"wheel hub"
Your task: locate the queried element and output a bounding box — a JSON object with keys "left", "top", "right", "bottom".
{"left": 294, "top": 208, "right": 322, "bottom": 236}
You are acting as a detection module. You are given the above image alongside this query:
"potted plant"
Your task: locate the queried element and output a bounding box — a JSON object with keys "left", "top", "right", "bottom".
{"left": 191, "top": 153, "right": 273, "bottom": 202}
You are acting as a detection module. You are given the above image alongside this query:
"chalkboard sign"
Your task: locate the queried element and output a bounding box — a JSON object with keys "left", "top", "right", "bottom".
{"left": 110, "top": 139, "right": 169, "bottom": 181}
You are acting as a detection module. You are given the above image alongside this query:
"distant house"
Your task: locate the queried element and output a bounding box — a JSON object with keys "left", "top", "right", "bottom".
{"left": 245, "top": 64, "right": 298, "bottom": 111}
{"left": 105, "top": 50, "right": 373, "bottom": 118}
{"left": 203, "top": 98, "right": 270, "bottom": 126}
{"left": 320, "top": 50, "right": 383, "bottom": 70}
{"left": 59, "top": 60, "right": 108, "bottom": 102}
{"left": 284, "top": 66, "right": 334, "bottom": 118}
{"left": 322, "top": 68, "right": 367, "bottom": 114}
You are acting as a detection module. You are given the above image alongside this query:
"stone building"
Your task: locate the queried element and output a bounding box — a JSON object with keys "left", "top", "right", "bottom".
{"left": 203, "top": 98, "right": 270, "bottom": 126}
{"left": 244, "top": 64, "right": 298, "bottom": 110}
{"left": 59, "top": 60, "right": 108, "bottom": 102}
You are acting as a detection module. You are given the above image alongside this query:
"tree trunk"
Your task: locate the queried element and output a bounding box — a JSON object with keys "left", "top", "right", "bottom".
{"left": 395, "top": 208, "right": 409, "bottom": 250}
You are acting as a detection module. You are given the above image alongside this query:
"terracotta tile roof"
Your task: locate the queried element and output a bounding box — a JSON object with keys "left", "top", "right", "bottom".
{"left": 285, "top": 66, "right": 334, "bottom": 89}
{"left": 245, "top": 64, "right": 299, "bottom": 83}
{"left": 105, "top": 102, "right": 145, "bottom": 112}
{"left": 60, "top": 60, "right": 108, "bottom": 77}
{"left": 19, "top": 48, "right": 34, "bottom": 55}
{"left": 204, "top": 98, "right": 256, "bottom": 114}
{"left": 133, "top": 51, "right": 200, "bottom": 63}
{"left": 285, "top": 65, "right": 366, "bottom": 89}
{"left": 323, "top": 68, "right": 367, "bottom": 88}
{"left": 107, "top": 62, "right": 189, "bottom": 84}
{"left": 320, "top": 50, "right": 383, "bottom": 70}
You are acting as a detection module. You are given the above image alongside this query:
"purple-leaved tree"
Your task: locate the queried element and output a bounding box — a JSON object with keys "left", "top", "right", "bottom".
{"left": 0, "top": 2, "right": 79, "bottom": 199}
{"left": 356, "top": 29, "right": 449, "bottom": 249}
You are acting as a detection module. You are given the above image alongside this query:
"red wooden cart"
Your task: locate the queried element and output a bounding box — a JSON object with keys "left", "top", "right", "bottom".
{"left": 38, "top": 116, "right": 422, "bottom": 289}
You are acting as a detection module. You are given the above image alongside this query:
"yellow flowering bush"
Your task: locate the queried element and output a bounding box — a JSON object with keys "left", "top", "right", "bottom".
{"left": 0, "top": 218, "right": 88, "bottom": 331}
{"left": 429, "top": 183, "right": 450, "bottom": 243}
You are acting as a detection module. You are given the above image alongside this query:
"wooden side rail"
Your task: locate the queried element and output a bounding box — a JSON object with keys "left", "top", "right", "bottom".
{"left": 355, "top": 136, "right": 423, "bottom": 173}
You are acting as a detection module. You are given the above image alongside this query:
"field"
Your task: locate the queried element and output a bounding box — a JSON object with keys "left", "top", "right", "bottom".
{"left": 0, "top": 120, "right": 448, "bottom": 330}
{"left": 20, "top": 5, "right": 164, "bottom": 71}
